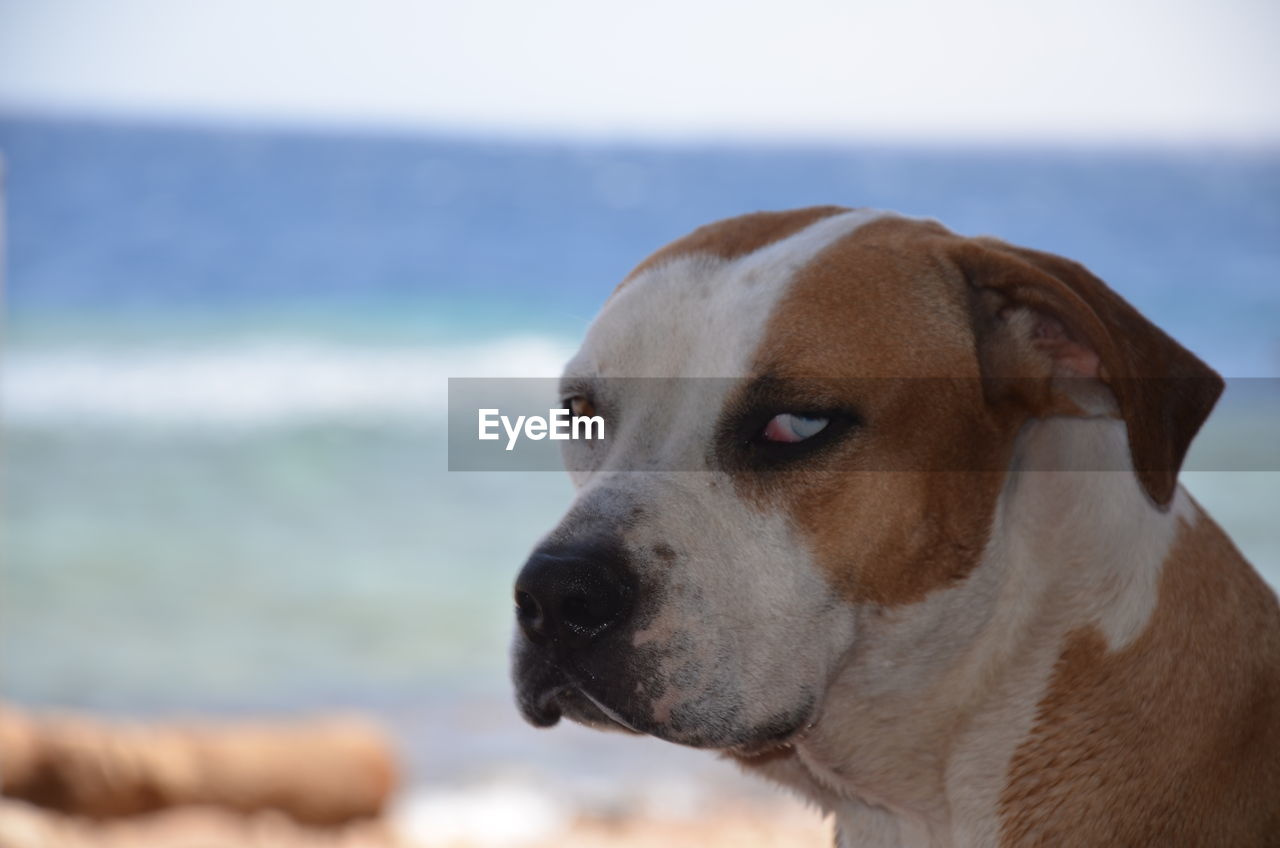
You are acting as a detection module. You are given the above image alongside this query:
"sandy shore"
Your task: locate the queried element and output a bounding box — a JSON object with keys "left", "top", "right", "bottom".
{"left": 0, "top": 702, "right": 832, "bottom": 847}
{"left": 0, "top": 795, "right": 832, "bottom": 848}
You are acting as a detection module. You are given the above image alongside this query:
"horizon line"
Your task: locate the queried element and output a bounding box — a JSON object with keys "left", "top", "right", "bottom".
{"left": 4, "top": 103, "right": 1280, "bottom": 155}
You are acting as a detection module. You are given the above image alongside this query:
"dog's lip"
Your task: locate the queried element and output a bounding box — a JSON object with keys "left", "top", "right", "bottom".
{"left": 516, "top": 661, "right": 642, "bottom": 734}
{"left": 517, "top": 649, "right": 824, "bottom": 752}
{"left": 521, "top": 683, "right": 567, "bottom": 727}
{"left": 521, "top": 659, "right": 820, "bottom": 752}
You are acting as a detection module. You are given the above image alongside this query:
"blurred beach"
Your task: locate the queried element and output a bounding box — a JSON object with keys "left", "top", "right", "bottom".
{"left": 2, "top": 116, "right": 1278, "bottom": 843}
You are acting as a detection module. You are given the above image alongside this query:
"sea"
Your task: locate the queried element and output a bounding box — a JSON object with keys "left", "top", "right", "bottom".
{"left": 2, "top": 116, "right": 1278, "bottom": 827}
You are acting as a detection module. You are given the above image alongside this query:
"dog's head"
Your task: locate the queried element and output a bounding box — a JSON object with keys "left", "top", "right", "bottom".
{"left": 510, "top": 207, "right": 1221, "bottom": 754}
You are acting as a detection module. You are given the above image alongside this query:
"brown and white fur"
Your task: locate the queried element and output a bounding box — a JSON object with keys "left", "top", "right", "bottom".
{"left": 510, "top": 207, "right": 1280, "bottom": 846}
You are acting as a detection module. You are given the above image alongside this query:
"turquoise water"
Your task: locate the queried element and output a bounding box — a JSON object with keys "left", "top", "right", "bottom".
{"left": 2, "top": 117, "right": 1278, "bottom": 784}
{"left": 5, "top": 422, "right": 567, "bottom": 707}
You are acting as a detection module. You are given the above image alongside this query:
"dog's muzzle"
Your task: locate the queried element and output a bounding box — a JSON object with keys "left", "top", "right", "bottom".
{"left": 511, "top": 536, "right": 640, "bottom": 729}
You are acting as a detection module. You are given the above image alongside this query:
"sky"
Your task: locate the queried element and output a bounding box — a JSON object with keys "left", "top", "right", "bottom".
{"left": 0, "top": 0, "right": 1278, "bottom": 143}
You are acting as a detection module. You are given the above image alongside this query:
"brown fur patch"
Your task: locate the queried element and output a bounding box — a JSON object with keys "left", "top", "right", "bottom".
{"left": 621, "top": 206, "right": 849, "bottom": 285}
{"left": 732, "top": 213, "right": 1221, "bottom": 607}
{"left": 738, "top": 217, "right": 1019, "bottom": 606}
{"left": 999, "top": 513, "right": 1280, "bottom": 846}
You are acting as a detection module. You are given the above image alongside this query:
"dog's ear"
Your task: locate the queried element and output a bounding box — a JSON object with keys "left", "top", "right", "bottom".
{"left": 952, "top": 237, "right": 1223, "bottom": 507}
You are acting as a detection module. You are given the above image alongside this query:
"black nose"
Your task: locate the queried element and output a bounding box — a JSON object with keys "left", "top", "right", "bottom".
{"left": 514, "top": 538, "right": 635, "bottom": 649}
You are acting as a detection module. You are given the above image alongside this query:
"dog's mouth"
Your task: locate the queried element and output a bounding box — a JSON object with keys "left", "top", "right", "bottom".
{"left": 512, "top": 645, "right": 644, "bottom": 735}
{"left": 523, "top": 681, "right": 644, "bottom": 735}
{"left": 514, "top": 645, "right": 818, "bottom": 754}
{"left": 514, "top": 644, "right": 677, "bottom": 740}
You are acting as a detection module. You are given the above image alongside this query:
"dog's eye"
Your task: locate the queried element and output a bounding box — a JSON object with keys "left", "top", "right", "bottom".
{"left": 762, "top": 413, "right": 829, "bottom": 443}
{"left": 565, "top": 395, "right": 596, "bottom": 418}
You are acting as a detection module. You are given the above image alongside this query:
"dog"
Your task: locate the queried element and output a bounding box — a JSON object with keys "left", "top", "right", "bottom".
{"left": 510, "top": 207, "right": 1280, "bottom": 846}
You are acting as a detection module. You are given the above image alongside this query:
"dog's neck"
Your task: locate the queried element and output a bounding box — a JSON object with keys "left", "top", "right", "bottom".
{"left": 739, "top": 416, "right": 1194, "bottom": 846}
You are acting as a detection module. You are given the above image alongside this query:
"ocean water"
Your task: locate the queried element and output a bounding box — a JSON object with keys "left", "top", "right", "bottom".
{"left": 1, "top": 117, "right": 1278, "bottom": 792}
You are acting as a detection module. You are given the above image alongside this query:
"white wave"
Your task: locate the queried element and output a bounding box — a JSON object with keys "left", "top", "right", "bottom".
{"left": 1, "top": 336, "right": 577, "bottom": 426}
